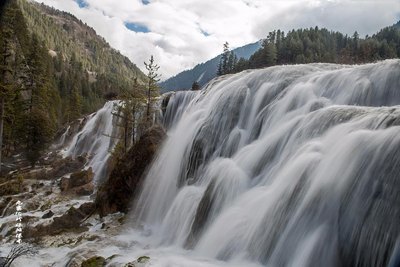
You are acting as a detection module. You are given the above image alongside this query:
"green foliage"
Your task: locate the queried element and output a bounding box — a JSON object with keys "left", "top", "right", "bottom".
{"left": 144, "top": 55, "right": 160, "bottom": 123}
{"left": 217, "top": 42, "right": 238, "bottom": 76}
{"left": 232, "top": 23, "right": 400, "bottom": 73}
{"left": 81, "top": 256, "right": 106, "bottom": 267}
{"left": 19, "top": 108, "right": 55, "bottom": 166}
{"left": 16, "top": 0, "right": 147, "bottom": 124}
{"left": 0, "top": 0, "right": 147, "bottom": 165}
{"left": 112, "top": 79, "right": 147, "bottom": 152}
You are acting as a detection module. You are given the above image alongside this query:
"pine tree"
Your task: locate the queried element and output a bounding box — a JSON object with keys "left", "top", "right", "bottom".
{"left": 217, "top": 42, "right": 230, "bottom": 76}
{"left": 112, "top": 77, "right": 146, "bottom": 152}
{"left": 233, "top": 57, "right": 248, "bottom": 73}
{"left": 0, "top": 0, "right": 18, "bottom": 173}
{"left": 227, "top": 51, "right": 238, "bottom": 74}
{"left": 265, "top": 42, "right": 277, "bottom": 65}
{"left": 21, "top": 108, "right": 54, "bottom": 166}
{"left": 144, "top": 55, "right": 160, "bottom": 124}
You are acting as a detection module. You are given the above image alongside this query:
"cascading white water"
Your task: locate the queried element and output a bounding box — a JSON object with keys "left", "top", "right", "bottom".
{"left": 162, "top": 90, "right": 198, "bottom": 129}
{"left": 53, "top": 125, "right": 70, "bottom": 149}
{"left": 132, "top": 59, "right": 400, "bottom": 267}
{"left": 64, "top": 101, "right": 120, "bottom": 185}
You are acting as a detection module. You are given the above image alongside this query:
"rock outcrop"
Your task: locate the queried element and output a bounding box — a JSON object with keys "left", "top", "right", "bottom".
{"left": 96, "top": 125, "right": 166, "bottom": 216}
{"left": 23, "top": 202, "right": 96, "bottom": 241}
{"left": 60, "top": 168, "right": 94, "bottom": 196}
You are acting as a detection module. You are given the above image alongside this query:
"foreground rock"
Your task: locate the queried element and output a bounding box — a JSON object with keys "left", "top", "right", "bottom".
{"left": 24, "top": 202, "right": 96, "bottom": 242}
{"left": 81, "top": 256, "right": 106, "bottom": 267}
{"left": 96, "top": 125, "right": 166, "bottom": 216}
{"left": 0, "top": 177, "right": 24, "bottom": 196}
{"left": 60, "top": 168, "right": 94, "bottom": 196}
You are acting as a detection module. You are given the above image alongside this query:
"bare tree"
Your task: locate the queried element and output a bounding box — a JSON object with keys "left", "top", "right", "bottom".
{"left": 0, "top": 244, "right": 38, "bottom": 267}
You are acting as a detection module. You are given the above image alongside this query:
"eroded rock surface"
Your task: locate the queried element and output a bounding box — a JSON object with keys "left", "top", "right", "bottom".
{"left": 96, "top": 125, "right": 166, "bottom": 216}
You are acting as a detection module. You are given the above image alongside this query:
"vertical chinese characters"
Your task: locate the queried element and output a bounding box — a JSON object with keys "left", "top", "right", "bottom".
{"left": 15, "top": 200, "right": 23, "bottom": 244}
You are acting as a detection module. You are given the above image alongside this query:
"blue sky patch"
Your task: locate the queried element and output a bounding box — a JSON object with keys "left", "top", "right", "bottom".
{"left": 76, "top": 0, "right": 88, "bottom": 8}
{"left": 201, "top": 29, "right": 210, "bottom": 37}
{"left": 125, "top": 22, "right": 150, "bottom": 33}
{"left": 142, "top": 0, "right": 150, "bottom": 5}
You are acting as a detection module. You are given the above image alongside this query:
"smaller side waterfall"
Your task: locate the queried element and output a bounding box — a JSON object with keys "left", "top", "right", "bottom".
{"left": 64, "top": 101, "right": 120, "bottom": 185}
{"left": 53, "top": 125, "right": 71, "bottom": 149}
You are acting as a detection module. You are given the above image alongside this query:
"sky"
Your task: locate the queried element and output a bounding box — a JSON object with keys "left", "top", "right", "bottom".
{"left": 33, "top": 0, "right": 400, "bottom": 80}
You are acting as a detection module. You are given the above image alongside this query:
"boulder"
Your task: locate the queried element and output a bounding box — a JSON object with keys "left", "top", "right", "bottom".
{"left": 46, "top": 156, "right": 87, "bottom": 180}
{"left": 60, "top": 177, "right": 70, "bottom": 191}
{"left": 60, "top": 168, "right": 94, "bottom": 196}
{"left": 51, "top": 203, "right": 94, "bottom": 231}
{"left": 42, "top": 210, "right": 54, "bottom": 219}
{"left": 70, "top": 168, "right": 94, "bottom": 188}
{"left": 81, "top": 256, "right": 106, "bottom": 267}
{"left": 73, "top": 183, "right": 94, "bottom": 196}
{"left": 23, "top": 202, "right": 96, "bottom": 240}
{"left": 96, "top": 125, "right": 166, "bottom": 216}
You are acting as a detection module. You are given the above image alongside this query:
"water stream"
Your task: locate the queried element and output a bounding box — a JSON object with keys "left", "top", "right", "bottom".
{"left": 64, "top": 101, "right": 120, "bottom": 185}
{"left": 133, "top": 59, "right": 400, "bottom": 267}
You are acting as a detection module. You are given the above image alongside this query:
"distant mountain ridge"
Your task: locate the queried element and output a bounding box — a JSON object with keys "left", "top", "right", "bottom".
{"left": 160, "top": 41, "right": 262, "bottom": 93}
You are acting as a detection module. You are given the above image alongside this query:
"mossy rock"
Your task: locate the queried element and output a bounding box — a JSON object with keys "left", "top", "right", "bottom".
{"left": 0, "top": 179, "right": 23, "bottom": 196}
{"left": 81, "top": 256, "right": 106, "bottom": 267}
{"left": 137, "top": 256, "right": 150, "bottom": 263}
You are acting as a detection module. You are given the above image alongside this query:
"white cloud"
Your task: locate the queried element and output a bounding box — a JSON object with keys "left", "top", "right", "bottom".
{"left": 33, "top": 0, "right": 400, "bottom": 79}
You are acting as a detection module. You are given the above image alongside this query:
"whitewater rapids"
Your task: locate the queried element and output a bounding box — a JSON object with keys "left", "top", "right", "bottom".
{"left": 132, "top": 59, "right": 400, "bottom": 267}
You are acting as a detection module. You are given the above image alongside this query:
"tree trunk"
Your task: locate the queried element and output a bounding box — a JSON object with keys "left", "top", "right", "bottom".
{"left": 0, "top": 97, "right": 4, "bottom": 174}
{"left": 131, "top": 105, "right": 136, "bottom": 144}
{"left": 146, "top": 79, "right": 151, "bottom": 122}
{"left": 124, "top": 116, "right": 128, "bottom": 153}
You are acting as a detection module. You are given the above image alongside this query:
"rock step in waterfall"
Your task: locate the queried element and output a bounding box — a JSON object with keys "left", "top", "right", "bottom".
{"left": 133, "top": 59, "right": 400, "bottom": 267}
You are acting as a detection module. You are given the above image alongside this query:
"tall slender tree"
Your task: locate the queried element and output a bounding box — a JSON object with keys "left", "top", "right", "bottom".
{"left": 0, "top": 0, "right": 17, "bottom": 173}
{"left": 144, "top": 55, "right": 160, "bottom": 123}
{"left": 111, "top": 77, "right": 146, "bottom": 152}
{"left": 217, "top": 42, "right": 230, "bottom": 76}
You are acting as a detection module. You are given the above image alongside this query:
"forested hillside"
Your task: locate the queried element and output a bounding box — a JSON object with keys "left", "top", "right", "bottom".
{"left": 0, "top": 0, "right": 146, "bottom": 166}
{"left": 218, "top": 22, "right": 400, "bottom": 75}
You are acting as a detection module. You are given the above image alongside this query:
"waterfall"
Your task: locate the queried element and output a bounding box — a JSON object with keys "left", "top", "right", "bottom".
{"left": 132, "top": 60, "right": 400, "bottom": 266}
{"left": 162, "top": 90, "right": 198, "bottom": 129}
{"left": 53, "top": 125, "right": 70, "bottom": 149}
{"left": 64, "top": 101, "right": 120, "bottom": 185}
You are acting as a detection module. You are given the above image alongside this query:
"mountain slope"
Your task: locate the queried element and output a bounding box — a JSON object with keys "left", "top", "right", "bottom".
{"left": 18, "top": 0, "right": 146, "bottom": 86}
{"left": 0, "top": 0, "right": 146, "bottom": 165}
{"left": 160, "top": 41, "right": 262, "bottom": 92}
